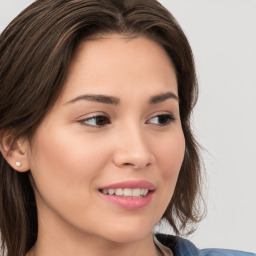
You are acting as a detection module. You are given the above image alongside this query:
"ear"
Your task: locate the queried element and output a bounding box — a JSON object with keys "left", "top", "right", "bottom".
{"left": 0, "top": 130, "right": 30, "bottom": 172}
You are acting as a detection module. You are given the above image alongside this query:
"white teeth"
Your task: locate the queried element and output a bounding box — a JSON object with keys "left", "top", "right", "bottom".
{"left": 115, "top": 188, "right": 123, "bottom": 196}
{"left": 132, "top": 188, "right": 140, "bottom": 197}
{"left": 143, "top": 188, "right": 148, "bottom": 196}
{"left": 108, "top": 189, "right": 115, "bottom": 195}
{"left": 123, "top": 188, "right": 132, "bottom": 196}
{"left": 141, "top": 188, "right": 148, "bottom": 196}
{"left": 101, "top": 188, "right": 149, "bottom": 197}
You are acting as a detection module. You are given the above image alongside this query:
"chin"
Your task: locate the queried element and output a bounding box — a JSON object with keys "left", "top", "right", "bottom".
{"left": 107, "top": 231, "right": 152, "bottom": 244}
{"left": 99, "top": 219, "right": 155, "bottom": 244}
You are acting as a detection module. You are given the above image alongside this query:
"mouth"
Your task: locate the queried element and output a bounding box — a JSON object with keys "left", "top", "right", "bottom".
{"left": 98, "top": 180, "right": 155, "bottom": 210}
{"left": 99, "top": 188, "right": 151, "bottom": 197}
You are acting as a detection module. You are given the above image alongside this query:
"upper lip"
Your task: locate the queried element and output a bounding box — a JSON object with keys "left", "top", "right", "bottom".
{"left": 99, "top": 180, "right": 155, "bottom": 190}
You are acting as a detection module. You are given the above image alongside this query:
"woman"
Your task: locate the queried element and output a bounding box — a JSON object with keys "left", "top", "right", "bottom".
{"left": 0, "top": 0, "right": 254, "bottom": 255}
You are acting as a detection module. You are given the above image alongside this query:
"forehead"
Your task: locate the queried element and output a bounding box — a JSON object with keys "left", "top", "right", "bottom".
{"left": 59, "top": 34, "right": 177, "bottom": 103}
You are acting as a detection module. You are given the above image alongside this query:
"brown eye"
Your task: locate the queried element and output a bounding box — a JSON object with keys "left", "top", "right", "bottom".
{"left": 147, "top": 114, "right": 175, "bottom": 126}
{"left": 81, "top": 115, "right": 110, "bottom": 127}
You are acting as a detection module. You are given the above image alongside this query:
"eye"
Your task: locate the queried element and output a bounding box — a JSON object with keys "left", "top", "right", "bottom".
{"left": 147, "top": 114, "right": 175, "bottom": 126}
{"left": 79, "top": 115, "right": 110, "bottom": 127}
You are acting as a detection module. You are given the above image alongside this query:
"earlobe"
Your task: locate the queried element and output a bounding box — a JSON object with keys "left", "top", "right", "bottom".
{"left": 0, "top": 131, "right": 30, "bottom": 172}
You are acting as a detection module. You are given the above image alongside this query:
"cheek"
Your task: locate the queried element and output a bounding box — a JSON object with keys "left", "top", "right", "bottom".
{"left": 147, "top": 131, "right": 185, "bottom": 224}
{"left": 156, "top": 130, "right": 185, "bottom": 207}
{"left": 28, "top": 126, "right": 112, "bottom": 196}
{"left": 159, "top": 132, "right": 185, "bottom": 178}
{"left": 27, "top": 129, "right": 107, "bottom": 223}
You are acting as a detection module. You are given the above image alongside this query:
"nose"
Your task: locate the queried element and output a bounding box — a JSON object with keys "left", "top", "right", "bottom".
{"left": 112, "top": 126, "right": 156, "bottom": 170}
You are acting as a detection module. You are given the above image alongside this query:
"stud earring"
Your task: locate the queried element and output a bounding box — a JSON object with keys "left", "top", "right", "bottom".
{"left": 16, "top": 161, "right": 22, "bottom": 167}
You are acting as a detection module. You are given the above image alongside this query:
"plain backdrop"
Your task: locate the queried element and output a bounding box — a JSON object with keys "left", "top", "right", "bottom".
{"left": 1, "top": 0, "right": 255, "bottom": 252}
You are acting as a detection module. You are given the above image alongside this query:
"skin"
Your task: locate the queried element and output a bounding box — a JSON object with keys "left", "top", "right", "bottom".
{"left": 5, "top": 35, "right": 186, "bottom": 256}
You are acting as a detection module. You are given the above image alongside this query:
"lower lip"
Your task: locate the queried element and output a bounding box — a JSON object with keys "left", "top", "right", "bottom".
{"left": 99, "top": 191, "right": 154, "bottom": 210}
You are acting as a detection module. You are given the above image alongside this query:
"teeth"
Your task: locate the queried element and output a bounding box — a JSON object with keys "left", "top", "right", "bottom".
{"left": 101, "top": 188, "right": 149, "bottom": 197}
{"left": 123, "top": 188, "right": 132, "bottom": 196}
{"left": 108, "top": 189, "right": 115, "bottom": 195}
{"left": 132, "top": 188, "right": 140, "bottom": 197}
{"left": 115, "top": 188, "right": 123, "bottom": 196}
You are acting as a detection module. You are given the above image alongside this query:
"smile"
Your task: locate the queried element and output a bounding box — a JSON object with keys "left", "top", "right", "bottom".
{"left": 98, "top": 180, "right": 155, "bottom": 210}
{"left": 99, "top": 188, "right": 149, "bottom": 197}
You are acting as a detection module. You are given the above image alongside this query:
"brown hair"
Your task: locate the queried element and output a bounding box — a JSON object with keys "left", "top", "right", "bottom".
{"left": 0, "top": 0, "right": 203, "bottom": 255}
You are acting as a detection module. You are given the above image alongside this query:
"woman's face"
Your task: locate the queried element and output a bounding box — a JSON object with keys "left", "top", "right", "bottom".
{"left": 26, "top": 35, "right": 185, "bottom": 244}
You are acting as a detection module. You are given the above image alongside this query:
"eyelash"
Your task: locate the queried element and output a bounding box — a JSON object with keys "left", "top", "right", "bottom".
{"left": 79, "top": 113, "right": 175, "bottom": 128}
{"left": 146, "top": 113, "right": 175, "bottom": 126}
{"left": 79, "top": 115, "right": 110, "bottom": 127}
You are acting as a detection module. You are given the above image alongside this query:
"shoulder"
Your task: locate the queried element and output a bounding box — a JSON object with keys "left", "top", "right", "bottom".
{"left": 200, "top": 248, "right": 255, "bottom": 256}
{"left": 155, "top": 233, "right": 255, "bottom": 256}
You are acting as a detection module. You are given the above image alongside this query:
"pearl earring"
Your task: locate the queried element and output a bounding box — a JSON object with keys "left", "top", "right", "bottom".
{"left": 16, "top": 161, "right": 22, "bottom": 167}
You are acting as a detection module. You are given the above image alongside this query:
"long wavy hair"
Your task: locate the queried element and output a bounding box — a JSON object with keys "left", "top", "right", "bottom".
{"left": 0, "top": 0, "right": 203, "bottom": 255}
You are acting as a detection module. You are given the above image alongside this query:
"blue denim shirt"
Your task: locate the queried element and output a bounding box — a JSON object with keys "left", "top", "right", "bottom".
{"left": 155, "top": 234, "right": 255, "bottom": 256}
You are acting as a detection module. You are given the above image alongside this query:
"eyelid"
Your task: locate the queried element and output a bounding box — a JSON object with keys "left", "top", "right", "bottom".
{"left": 78, "top": 113, "right": 110, "bottom": 128}
{"left": 146, "top": 111, "right": 175, "bottom": 120}
{"left": 75, "top": 111, "right": 108, "bottom": 119}
{"left": 76, "top": 111, "right": 175, "bottom": 128}
{"left": 146, "top": 112, "right": 176, "bottom": 126}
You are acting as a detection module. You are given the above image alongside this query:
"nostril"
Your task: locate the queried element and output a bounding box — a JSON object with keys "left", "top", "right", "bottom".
{"left": 113, "top": 150, "right": 155, "bottom": 169}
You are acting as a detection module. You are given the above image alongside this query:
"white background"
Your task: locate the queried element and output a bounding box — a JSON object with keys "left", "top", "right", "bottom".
{"left": 1, "top": 0, "right": 255, "bottom": 252}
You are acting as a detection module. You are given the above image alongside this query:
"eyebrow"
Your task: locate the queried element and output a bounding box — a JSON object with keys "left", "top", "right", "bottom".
{"left": 66, "top": 94, "right": 120, "bottom": 105}
{"left": 65, "top": 92, "right": 178, "bottom": 105}
{"left": 149, "top": 92, "right": 179, "bottom": 104}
